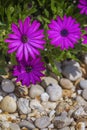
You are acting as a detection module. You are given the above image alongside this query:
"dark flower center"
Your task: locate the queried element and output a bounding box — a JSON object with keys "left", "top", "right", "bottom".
{"left": 60, "top": 29, "right": 68, "bottom": 37}
{"left": 21, "top": 35, "right": 28, "bottom": 43}
{"left": 26, "top": 66, "right": 32, "bottom": 73}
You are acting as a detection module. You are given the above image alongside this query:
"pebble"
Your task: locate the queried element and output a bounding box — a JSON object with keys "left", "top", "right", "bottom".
{"left": 19, "top": 120, "right": 35, "bottom": 129}
{"left": 82, "top": 89, "right": 87, "bottom": 100}
{"left": 76, "top": 96, "right": 87, "bottom": 106}
{"left": 41, "top": 92, "right": 49, "bottom": 102}
{"left": 55, "top": 61, "right": 62, "bottom": 73}
{"left": 17, "top": 98, "right": 31, "bottom": 114}
{"left": 9, "top": 123, "right": 20, "bottom": 130}
{"left": 42, "top": 76, "right": 58, "bottom": 87}
{"left": 35, "top": 116, "right": 50, "bottom": 128}
{"left": 60, "top": 78, "right": 73, "bottom": 89}
{"left": 80, "top": 80, "right": 87, "bottom": 89}
{"left": 73, "top": 106, "right": 87, "bottom": 119}
{"left": 30, "top": 99, "right": 44, "bottom": 112}
{"left": 46, "top": 84, "right": 62, "bottom": 101}
{"left": 62, "top": 62, "right": 82, "bottom": 81}
{"left": 15, "top": 86, "right": 28, "bottom": 97}
{"left": 0, "top": 96, "right": 17, "bottom": 113}
{"left": 1, "top": 79, "right": 15, "bottom": 93}
{"left": 29, "top": 84, "right": 44, "bottom": 98}
{"left": 42, "top": 101, "right": 57, "bottom": 110}
{"left": 53, "top": 112, "right": 73, "bottom": 129}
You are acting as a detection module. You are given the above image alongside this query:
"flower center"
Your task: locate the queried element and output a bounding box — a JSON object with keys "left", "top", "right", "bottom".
{"left": 26, "top": 66, "right": 32, "bottom": 73}
{"left": 21, "top": 35, "right": 28, "bottom": 43}
{"left": 60, "top": 29, "right": 68, "bottom": 37}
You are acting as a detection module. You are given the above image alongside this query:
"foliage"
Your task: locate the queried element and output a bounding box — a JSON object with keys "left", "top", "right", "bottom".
{"left": 0, "top": 0, "right": 87, "bottom": 74}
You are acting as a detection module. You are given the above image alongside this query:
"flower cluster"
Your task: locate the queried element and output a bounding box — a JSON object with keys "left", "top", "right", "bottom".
{"left": 5, "top": 0, "right": 87, "bottom": 87}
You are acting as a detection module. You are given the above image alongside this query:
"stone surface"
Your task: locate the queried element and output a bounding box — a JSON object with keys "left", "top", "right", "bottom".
{"left": 1, "top": 79, "right": 15, "bottom": 93}
{"left": 80, "top": 80, "right": 87, "bottom": 89}
{"left": 30, "top": 99, "right": 44, "bottom": 111}
{"left": 46, "top": 84, "right": 62, "bottom": 101}
{"left": 35, "top": 116, "right": 50, "bottom": 128}
{"left": 60, "top": 78, "right": 73, "bottom": 89}
{"left": 42, "top": 76, "right": 58, "bottom": 87}
{"left": 29, "top": 84, "right": 44, "bottom": 98}
{"left": 9, "top": 123, "right": 20, "bottom": 130}
{"left": 53, "top": 112, "right": 73, "bottom": 129}
{"left": 59, "top": 127, "right": 70, "bottom": 130}
{"left": 17, "top": 98, "right": 31, "bottom": 114}
{"left": 62, "top": 61, "right": 82, "bottom": 81}
{"left": 19, "top": 120, "right": 35, "bottom": 129}
{"left": 0, "top": 96, "right": 17, "bottom": 113}
{"left": 82, "top": 89, "right": 87, "bottom": 100}
{"left": 40, "top": 92, "right": 49, "bottom": 101}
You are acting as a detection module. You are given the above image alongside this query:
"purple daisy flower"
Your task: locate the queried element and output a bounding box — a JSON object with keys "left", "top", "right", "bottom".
{"left": 13, "top": 58, "right": 45, "bottom": 86}
{"left": 82, "top": 28, "right": 87, "bottom": 44}
{"left": 47, "top": 15, "right": 81, "bottom": 50}
{"left": 78, "top": 0, "right": 87, "bottom": 15}
{"left": 5, "top": 17, "right": 45, "bottom": 61}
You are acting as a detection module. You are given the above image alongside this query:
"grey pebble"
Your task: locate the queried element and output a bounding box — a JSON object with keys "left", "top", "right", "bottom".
{"left": 46, "top": 84, "right": 62, "bottom": 101}
{"left": 80, "top": 80, "right": 87, "bottom": 89}
{"left": 1, "top": 79, "right": 15, "bottom": 93}
{"left": 35, "top": 116, "right": 50, "bottom": 129}
{"left": 19, "top": 120, "right": 35, "bottom": 129}
{"left": 9, "top": 123, "right": 20, "bottom": 130}
{"left": 17, "top": 98, "right": 31, "bottom": 114}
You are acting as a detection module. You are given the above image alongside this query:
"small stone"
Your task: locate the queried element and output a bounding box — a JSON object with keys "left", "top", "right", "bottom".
{"left": 1, "top": 79, "right": 15, "bottom": 93}
{"left": 76, "top": 96, "right": 87, "bottom": 106}
{"left": 15, "top": 86, "right": 28, "bottom": 97}
{"left": 30, "top": 99, "right": 44, "bottom": 112}
{"left": 42, "top": 101, "right": 57, "bottom": 110}
{"left": 29, "top": 84, "right": 44, "bottom": 98}
{"left": 35, "top": 116, "right": 50, "bottom": 129}
{"left": 56, "top": 102, "right": 70, "bottom": 115}
{"left": 42, "top": 76, "right": 58, "bottom": 87}
{"left": 0, "top": 96, "right": 17, "bottom": 113}
{"left": 62, "top": 61, "right": 82, "bottom": 81}
{"left": 46, "top": 84, "right": 62, "bottom": 101}
{"left": 80, "top": 80, "right": 87, "bottom": 89}
{"left": 73, "top": 107, "right": 87, "bottom": 119}
{"left": 53, "top": 112, "right": 73, "bottom": 129}
{"left": 82, "top": 89, "right": 87, "bottom": 100}
{"left": 19, "top": 120, "right": 35, "bottom": 129}
{"left": 62, "top": 89, "right": 73, "bottom": 97}
{"left": 76, "top": 122, "right": 85, "bottom": 130}
{"left": 0, "top": 96, "right": 3, "bottom": 101}
{"left": 60, "top": 78, "right": 73, "bottom": 89}
{"left": 9, "top": 123, "right": 20, "bottom": 130}
{"left": 41, "top": 93, "right": 49, "bottom": 101}
{"left": 17, "top": 98, "right": 31, "bottom": 114}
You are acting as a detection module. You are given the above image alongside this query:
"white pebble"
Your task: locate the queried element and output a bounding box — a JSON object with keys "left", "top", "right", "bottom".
{"left": 41, "top": 93, "right": 49, "bottom": 102}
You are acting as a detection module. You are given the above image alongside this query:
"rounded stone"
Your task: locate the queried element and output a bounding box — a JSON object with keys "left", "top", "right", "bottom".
{"left": 19, "top": 120, "right": 35, "bottom": 129}
{"left": 43, "top": 77, "right": 58, "bottom": 86}
{"left": 29, "top": 84, "right": 44, "bottom": 98}
{"left": 1, "top": 79, "right": 15, "bottom": 93}
{"left": 9, "top": 123, "right": 20, "bottom": 130}
{"left": 82, "top": 89, "right": 87, "bottom": 100}
{"left": 80, "top": 80, "right": 87, "bottom": 89}
{"left": 35, "top": 116, "right": 50, "bottom": 128}
{"left": 41, "top": 92, "right": 49, "bottom": 102}
{"left": 62, "top": 64, "right": 82, "bottom": 81}
{"left": 0, "top": 96, "right": 17, "bottom": 113}
{"left": 17, "top": 98, "right": 31, "bottom": 114}
{"left": 60, "top": 78, "right": 73, "bottom": 89}
{"left": 46, "top": 84, "right": 62, "bottom": 101}
{"left": 59, "top": 127, "right": 70, "bottom": 130}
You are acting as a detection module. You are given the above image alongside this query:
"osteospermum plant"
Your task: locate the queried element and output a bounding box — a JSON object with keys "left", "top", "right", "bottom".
{"left": 5, "top": 17, "right": 45, "bottom": 62}
{"left": 3, "top": 0, "right": 87, "bottom": 87}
